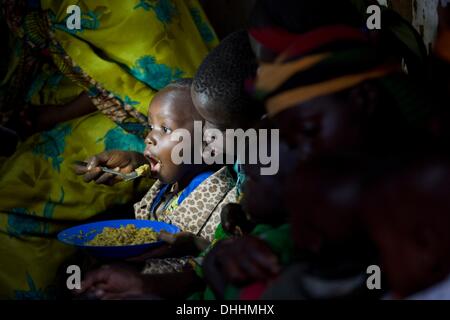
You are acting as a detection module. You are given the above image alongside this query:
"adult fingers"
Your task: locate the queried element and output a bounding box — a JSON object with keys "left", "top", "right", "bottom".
{"left": 75, "top": 268, "right": 109, "bottom": 295}
{"left": 238, "top": 256, "right": 275, "bottom": 281}
{"left": 121, "top": 164, "right": 134, "bottom": 174}
{"left": 221, "top": 257, "right": 248, "bottom": 284}
{"left": 105, "top": 151, "right": 131, "bottom": 169}
{"left": 89, "top": 151, "right": 116, "bottom": 169}
{"left": 95, "top": 171, "right": 117, "bottom": 185}
{"left": 73, "top": 164, "right": 88, "bottom": 175}
{"left": 249, "top": 249, "right": 281, "bottom": 275}
{"left": 85, "top": 156, "right": 100, "bottom": 171}
{"left": 83, "top": 167, "right": 102, "bottom": 182}
{"left": 91, "top": 282, "right": 115, "bottom": 299}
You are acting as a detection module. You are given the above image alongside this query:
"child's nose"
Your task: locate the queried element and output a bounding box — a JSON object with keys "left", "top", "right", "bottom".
{"left": 145, "top": 133, "right": 156, "bottom": 146}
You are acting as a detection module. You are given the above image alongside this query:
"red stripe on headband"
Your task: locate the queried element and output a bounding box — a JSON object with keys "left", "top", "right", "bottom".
{"left": 249, "top": 25, "right": 368, "bottom": 56}
{"left": 249, "top": 27, "right": 299, "bottom": 54}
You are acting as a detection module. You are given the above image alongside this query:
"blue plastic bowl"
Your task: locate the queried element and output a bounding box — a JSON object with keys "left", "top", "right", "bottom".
{"left": 57, "top": 219, "right": 180, "bottom": 259}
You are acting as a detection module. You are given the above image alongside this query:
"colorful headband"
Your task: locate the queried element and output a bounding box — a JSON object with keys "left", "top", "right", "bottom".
{"left": 255, "top": 52, "right": 331, "bottom": 95}
{"left": 248, "top": 25, "right": 368, "bottom": 56}
{"left": 264, "top": 64, "right": 400, "bottom": 117}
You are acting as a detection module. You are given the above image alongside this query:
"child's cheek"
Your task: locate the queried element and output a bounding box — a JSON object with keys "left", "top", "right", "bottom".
{"left": 159, "top": 137, "right": 187, "bottom": 169}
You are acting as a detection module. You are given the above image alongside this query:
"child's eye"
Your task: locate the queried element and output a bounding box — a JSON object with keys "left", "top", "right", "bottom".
{"left": 162, "top": 126, "right": 172, "bottom": 134}
{"left": 148, "top": 124, "right": 154, "bottom": 131}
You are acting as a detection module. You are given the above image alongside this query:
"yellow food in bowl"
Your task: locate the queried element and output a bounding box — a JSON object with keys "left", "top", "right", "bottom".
{"left": 86, "top": 224, "right": 158, "bottom": 246}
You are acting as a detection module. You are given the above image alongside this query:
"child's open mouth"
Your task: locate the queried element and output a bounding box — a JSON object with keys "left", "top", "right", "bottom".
{"left": 147, "top": 155, "right": 162, "bottom": 174}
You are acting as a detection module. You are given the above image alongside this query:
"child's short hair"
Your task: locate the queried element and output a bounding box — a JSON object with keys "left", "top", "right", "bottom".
{"left": 192, "top": 30, "right": 262, "bottom": 127}
{"left": 161, "top": 78, "right": 203, "bottom": 122}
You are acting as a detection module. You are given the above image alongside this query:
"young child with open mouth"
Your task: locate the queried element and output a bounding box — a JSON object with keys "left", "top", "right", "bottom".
{"left": 132, "top": 78, "right": 237, "bottom": 274}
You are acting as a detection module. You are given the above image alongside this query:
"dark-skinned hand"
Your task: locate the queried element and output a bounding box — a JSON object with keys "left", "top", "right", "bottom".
{"left": 74, "top": 150, "right": 148, "bottom": 185}
{"left": 202, "top": 236, "right": 280, "bottom": 298}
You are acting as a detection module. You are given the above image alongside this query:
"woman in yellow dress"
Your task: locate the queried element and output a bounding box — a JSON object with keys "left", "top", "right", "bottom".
{"left": 0, "top": 0, "right": 218, "bottom": 299}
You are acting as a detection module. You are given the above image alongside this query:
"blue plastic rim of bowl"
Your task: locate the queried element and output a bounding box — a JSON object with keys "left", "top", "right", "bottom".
{"left": 57, "top": 219, "right": 180, "bottom": 259}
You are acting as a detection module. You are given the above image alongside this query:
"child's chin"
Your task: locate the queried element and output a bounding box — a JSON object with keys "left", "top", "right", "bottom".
{"left": 157, "top": 174, "right": 173, "bottom": 185}
{"left": 157, "top": 174, "right": 167, "bottom": 183}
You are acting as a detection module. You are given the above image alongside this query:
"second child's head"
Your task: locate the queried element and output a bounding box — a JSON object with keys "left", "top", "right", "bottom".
{"left": 144, "top": 79, "right": 204, "bottom": 185}
{"left": 192, "top": 30, "right": 264, "bottom": 158}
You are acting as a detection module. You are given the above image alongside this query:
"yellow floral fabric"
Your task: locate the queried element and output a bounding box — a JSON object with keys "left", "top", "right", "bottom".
{"left": 0, "top": 0, "right": 217, "bottom": 299}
